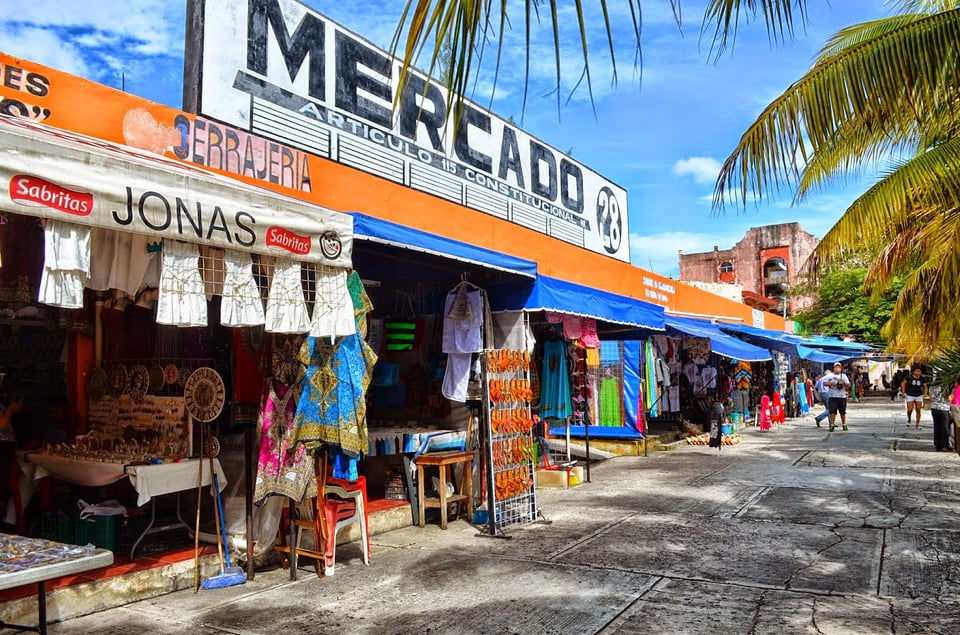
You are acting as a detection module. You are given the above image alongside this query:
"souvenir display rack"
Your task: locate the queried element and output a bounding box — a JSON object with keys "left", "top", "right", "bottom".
{"left": 478, "top": 345, "right": 539, "bottom": 536}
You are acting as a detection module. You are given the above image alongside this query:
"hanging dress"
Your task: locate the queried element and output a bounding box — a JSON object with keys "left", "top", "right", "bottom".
{"left": 599, "top": 375, "right": 622, "bottom": 426}
{"left": 441, "top": 286, "right": 484, "bottom": 402}
{"left": 88, "top": 228, "right": 158, "bottom": 296}
{"left": 797, "top": 381, "right": 810, "bottom": 414}
{"left": 220, "top": 250, "right": 265, "bottom": 327}
{"left": 290, "top": 333, "right": 377, "bottom": 481}
{"left": 253, "top": 380, "right": 314, "bottom": 503}
{"left": 309, "top": 268, "right": 356, "bottom": 339}
{"left": 264, "top": 257, "right": 310, "bottom": 334}
{"left": 758, "top": 395, "right": 772, "bottom": 431}
{"left": 38, "top": 220, "right": 90, "bottom": 309}
{"left": 539, "top": 340, "right": 573, "bottom": 420}
{"left": 156, "top": 240, "right": 207, "bottom": 327}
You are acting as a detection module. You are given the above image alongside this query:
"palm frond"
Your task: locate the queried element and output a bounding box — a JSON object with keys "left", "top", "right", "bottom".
{"left": 813, "top": 138, "right": 960, "bottom": 271}
{"left": 928, "top": 345, "right": 960, "bottom": 392}
{"left": 702, "top": 0, "right": 810, "bottom": 60}
{"left": 713, "top": 9, "right": 960, "bottom": 211}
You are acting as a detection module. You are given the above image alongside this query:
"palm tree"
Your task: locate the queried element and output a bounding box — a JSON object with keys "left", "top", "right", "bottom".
{"left": 712, "top": 1, "right": 960, "bottom": 358}
{"left": 389, "top": 1, "right": 813, "bottom": 119}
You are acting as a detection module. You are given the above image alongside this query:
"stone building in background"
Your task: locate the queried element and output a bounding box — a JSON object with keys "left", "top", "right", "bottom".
{"left": 678, "top": 222, "right": 819, "bottom": 317}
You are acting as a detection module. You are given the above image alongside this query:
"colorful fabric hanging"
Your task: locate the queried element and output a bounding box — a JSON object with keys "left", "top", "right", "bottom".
{"left": 253, "top": 380, "right": 314, "bottom": 503}
{"left": 599, "top": 376, "right": 622, "bottom": 426}
{"left": 291, "top": 333, "right": 377, "bottom": 481}
{"left": 539, "top": 340, "right": 572, "bottom": 420}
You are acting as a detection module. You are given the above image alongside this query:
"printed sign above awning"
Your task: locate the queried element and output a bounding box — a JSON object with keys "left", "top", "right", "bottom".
{"left": 187, "top": 0, "right": 630, "bottom": 264}
{"left": 0, "top": 116, "right": 353, "bottom": 267}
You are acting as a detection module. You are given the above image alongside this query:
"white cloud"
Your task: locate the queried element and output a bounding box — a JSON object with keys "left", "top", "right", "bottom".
{"left": 673, "top": 156, "right": 721, "bottom": 185}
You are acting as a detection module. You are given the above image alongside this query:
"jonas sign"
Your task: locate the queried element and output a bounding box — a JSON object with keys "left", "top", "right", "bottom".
{"left": 188, "top": 0, "right": 630, "bottom": 262}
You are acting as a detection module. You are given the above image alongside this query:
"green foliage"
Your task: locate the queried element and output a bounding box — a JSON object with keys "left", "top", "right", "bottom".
{"left": 793, "top": 267, "right": 900, "bottom": 343}
{"left": 929, "top": 346, "right": 960, "bottom": 392}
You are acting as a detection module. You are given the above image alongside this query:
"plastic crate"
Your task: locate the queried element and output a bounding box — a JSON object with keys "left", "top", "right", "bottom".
{"left": 76, "top": 514, "right": 117, "bottom": 551}
{"left": 40, "top": 511, "right": 77, "bottom": 544}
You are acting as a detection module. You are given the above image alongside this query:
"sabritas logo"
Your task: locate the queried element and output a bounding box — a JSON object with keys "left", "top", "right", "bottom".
{"left": 10, "top": 175, "right": 93, "bottom": 216}
{"left": 265, "top": 226, "right": 311, "bottom": 255}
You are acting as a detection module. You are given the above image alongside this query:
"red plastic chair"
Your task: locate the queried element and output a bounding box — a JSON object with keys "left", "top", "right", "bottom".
{"left": 277, "top": 451, "right": 370, "bottom": 577}
{"left": 322, "top": 474, "right": 370, "bottom": 575}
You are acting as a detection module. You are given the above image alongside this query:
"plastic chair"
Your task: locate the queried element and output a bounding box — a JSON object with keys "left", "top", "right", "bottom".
{"left": 322, "top": 474, "right": 370, "bottom": 576}
{"left": 276, "top": 451, "right": 370, "bottom": 577}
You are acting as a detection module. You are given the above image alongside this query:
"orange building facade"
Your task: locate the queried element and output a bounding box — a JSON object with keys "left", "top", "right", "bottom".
{"left": 0, "top": 51, "right": 785, "bottom": 332}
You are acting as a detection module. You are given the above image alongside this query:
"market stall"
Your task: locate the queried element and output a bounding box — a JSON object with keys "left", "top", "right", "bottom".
{"left": 0, "top": 116, "right": 356, "bottom": 570}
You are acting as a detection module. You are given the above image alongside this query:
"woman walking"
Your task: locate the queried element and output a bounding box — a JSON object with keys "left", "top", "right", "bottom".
{"left": 902, "top": 365, "right": 927, "bottom": 430}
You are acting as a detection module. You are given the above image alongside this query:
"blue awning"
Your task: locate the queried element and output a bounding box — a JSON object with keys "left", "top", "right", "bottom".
{"left": 664, "top": 315, "right": 771, "bottom": 362}
{"left": 795, "top": 345, "right": 852, "bottom": 364}
{"left": 348, "top": 212, "right": 538, "bottom": 278}
{"left": 719, "top": 323, "right": 870, "bottom": 362}
{"left": 489, "top": 274, "right": 665, "bottom": 331}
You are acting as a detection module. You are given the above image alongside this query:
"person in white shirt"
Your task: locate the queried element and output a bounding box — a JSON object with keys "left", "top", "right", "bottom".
{"left": 825, "top": 362, "right": 852, "bottom": 432}
{"left": 812, "top": 373, "right": 830, "bottom": 428}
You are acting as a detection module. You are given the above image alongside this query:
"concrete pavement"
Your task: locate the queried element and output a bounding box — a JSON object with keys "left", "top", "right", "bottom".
{"left": 47, "top": 395, "right": 960, "bottom": 633}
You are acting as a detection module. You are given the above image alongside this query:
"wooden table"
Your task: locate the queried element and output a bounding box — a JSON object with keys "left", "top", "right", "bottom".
{"left": 415, "top": 451, "right": 473, "bottom": 530}
{"left": 0, "top": 534, "right": 113, "bottom": 634}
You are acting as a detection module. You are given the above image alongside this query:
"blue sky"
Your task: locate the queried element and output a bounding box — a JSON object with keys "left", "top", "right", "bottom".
{"left": 0, "top": 0, "right": 891, "bottom": 277}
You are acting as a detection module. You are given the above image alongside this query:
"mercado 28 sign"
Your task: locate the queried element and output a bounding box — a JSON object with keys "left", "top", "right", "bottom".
{"left": 188, "top": 0, "right": 630, "bottom": 263}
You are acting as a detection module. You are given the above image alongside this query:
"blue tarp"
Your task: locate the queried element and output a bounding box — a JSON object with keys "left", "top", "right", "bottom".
{"left": 348, "top": 212, "right": 538, "bottom": 278}
{"left": 489, "top": 274, "right": 666, "bottom": 331}
{"left": 664, "top": 315, "right": 772, "bottom": 362}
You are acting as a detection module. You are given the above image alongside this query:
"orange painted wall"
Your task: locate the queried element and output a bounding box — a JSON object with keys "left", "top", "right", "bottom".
{"left": 0, "top": 53, "right": 785, "bottom": 331}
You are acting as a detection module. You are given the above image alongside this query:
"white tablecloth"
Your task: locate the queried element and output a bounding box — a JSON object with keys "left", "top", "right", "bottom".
{"left": 125, "top": 459, "right": 225, "bottom": 507}
{"left": 21, "top": 453, "right": 227, "bottom": 507}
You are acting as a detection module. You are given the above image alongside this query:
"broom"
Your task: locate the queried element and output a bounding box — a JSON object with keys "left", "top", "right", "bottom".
{"left": 200, "top": 464, "right": 246, "bottom": 588}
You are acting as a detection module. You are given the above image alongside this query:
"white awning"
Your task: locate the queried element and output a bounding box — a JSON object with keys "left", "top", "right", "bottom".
{"left": 0, "top": 116, "right": 352, "bottom": 267}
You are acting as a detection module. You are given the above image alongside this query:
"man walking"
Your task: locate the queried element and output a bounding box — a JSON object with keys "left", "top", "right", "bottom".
{"left": 826, "top": 362, "right": 852, "bottom": 432}
{"left": 813, "top": 372, "right": 830, "bottom": 428}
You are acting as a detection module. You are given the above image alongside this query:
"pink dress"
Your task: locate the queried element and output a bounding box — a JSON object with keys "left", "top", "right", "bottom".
{"left": 758, "top": 395, "right": 772, "bottom": 431}
{"left": 253, "top": 380, "right": 315, "bottom": 504}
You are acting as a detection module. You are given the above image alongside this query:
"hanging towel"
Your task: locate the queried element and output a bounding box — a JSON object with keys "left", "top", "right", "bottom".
{"left": 264, "top": 257, "right": 310, "bottom": 333}
{"left": 38, "top": 220, "right": 90, "bottom": 309}
{"left": 156, "top": 240, "right": 207, "bottom": 326}
{"left": 220, "top": 249, "right": 265, "bottom": 327}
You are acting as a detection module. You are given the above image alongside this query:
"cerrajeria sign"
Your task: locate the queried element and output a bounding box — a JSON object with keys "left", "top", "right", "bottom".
{"left": 187, "top": 0, "right": 630, "bottom": 262}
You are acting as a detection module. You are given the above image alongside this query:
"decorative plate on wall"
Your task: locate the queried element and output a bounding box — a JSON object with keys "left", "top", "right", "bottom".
{"left": 163, "top": 364, "right": 179, "bottom": 385}
{"left": 183, "top": 367, "right": 226, "bottom": 423}
{"left": 127, "top": 365, "right": 149, "bottom": 402}
{"left": 108, "top": 364, "right": 128, "bottom": 398}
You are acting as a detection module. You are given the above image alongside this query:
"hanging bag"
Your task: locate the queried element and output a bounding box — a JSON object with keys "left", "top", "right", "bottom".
{"left": 384, "top": 290, "right": 419, "bottom": 351}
